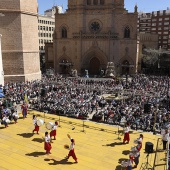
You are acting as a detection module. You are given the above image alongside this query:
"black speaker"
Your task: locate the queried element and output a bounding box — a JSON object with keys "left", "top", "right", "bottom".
{"left": 41, "top": 88, "right": 46, "bottom": 97}
{"left": 145, "top": 142, "right": 153, "bottom": 153}
{"left": 144, "top": 103, "right": 151, "bottom": 113}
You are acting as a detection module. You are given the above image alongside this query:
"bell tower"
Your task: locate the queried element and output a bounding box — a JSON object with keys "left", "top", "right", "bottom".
{"left": 0, "top": 0, "right": 41, "bottom": 82}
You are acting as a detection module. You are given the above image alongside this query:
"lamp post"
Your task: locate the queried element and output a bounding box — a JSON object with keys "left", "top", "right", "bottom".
{"left": 0, "top": 13, "right": 5, "bottom": 86}
{"left": 0, "top": 34, "right": 4, "bottom": 86}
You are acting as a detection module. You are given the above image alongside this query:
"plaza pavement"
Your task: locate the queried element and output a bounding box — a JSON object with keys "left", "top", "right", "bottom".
{"left": 0, "top": 111, "right": 166, "bottom": 170}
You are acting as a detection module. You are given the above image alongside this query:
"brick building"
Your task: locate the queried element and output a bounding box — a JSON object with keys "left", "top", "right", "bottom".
{"left": 138, "top": 9, "right": 170, "bottom": 50}
{"left": 46, "top": 0, "right": 138, "bottom": 76}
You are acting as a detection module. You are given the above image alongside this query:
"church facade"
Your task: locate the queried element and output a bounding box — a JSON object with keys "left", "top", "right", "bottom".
{"left": 52, "top": 0, "right": 138, "bottom": 75}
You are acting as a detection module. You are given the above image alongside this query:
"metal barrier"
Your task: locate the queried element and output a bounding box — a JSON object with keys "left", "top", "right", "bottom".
{"left": 153, "top": 138, "right": 168, "bottom": 170}
{"left": 29, "top": 111, "right": 117, "bottom": 134}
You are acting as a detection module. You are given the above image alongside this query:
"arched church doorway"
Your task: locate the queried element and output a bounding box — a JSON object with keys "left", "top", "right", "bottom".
{"left": 122, "top": 60, "right": 130, "bottom": 75}
{"left": 89, "top": 57, "right": 100, "bottom": 75}
{"left": 59, "top": 59, "right": 73, "bottom": 74}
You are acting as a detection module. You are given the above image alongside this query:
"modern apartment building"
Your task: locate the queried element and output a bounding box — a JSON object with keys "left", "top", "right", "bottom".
{"left": 138, "top": 9, "right": 170, "bottom": 50}
{"left": 38, "top": 6, "right": 63, "bottom": 72}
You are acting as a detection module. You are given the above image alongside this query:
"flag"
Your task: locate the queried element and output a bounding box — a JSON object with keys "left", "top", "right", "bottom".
{"left": 24, "top": 94, "right": 29, "bottom": 104}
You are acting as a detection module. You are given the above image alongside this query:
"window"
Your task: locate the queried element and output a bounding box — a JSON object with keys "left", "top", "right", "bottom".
{"left": 46, "top": 27, "right": 48, "bottom": 31}
{"left": 87, "top": 0, "right": 91, "bottom": 5}
{"left": 49, "top": 33, "right": 51, "bottom": 37}
{"left": 100, "top": 0, "right": 104, "bottom": 5}
{"left": 164, "top": 27, "right": 169, "bottom": 30}
{"left": 49, "top": 27, "right": 51, "bottom": 31}
{"left": 152, "top": 23, "right": 156, "bottom": 26}
{"left": 124, "top": 26, "right": 130, "bottom": 38}
{"left": 163, "top": 36, "right": 168, "bottom": 39}
{"left": 164, "top": 31, "right": 168, "bottom": 34}
{"left": 165, "top": 18, "right": 169, "bottom": 21}
{"left": 159, "top": 18, "right": 162, "bottom": 21}
{"left": 43, "top": 26, "right": 45, "bottom": 30}
{"left": 93, "top": 0, "right": 98, "bottom": 5}
{"left": 62, "top": 27, "right": 67, "bottom": 38}
{"left": 164, "top": 22, "right": 169, "bottom": 25}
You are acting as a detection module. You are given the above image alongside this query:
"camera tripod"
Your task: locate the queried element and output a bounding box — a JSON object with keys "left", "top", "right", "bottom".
{"left": 140, "top": 153, "right": 153, "bottom": 170}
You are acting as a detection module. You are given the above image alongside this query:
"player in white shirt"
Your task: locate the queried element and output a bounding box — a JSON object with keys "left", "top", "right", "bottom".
{"left": 123, "top": 123, "right": 130, "bottom": 144}
{"left": 50, "top": 121, "right": 58, "bottom": 140}
{"left": 44, "top": 131, "right": 52, "bottom": 154}
{"left": 162, "top": 129, "right": 169, "bottom": 150}
{"left": 66, "top": 134, "right": 78, "bottom": 163}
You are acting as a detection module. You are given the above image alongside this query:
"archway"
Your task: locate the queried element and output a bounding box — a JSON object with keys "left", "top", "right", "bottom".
{"left": 122, "top": 60, "right": 130, "bottom": 74}
{"left": 89, "top": 57, "right": 100, "bottom": 75}
{"left": 82, "top": 48, "right": 108, "bottom": 76}
{"left": 59, "top": 59, "right": 73, "bottom": 74}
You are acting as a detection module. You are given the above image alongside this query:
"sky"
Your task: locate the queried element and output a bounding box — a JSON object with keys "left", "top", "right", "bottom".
{"left": 37, "top": 0, "right": 170, "bottom": 14}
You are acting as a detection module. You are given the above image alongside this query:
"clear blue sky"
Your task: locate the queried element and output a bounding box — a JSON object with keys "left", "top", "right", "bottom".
{"left": 37, "top": 0, "right": 170, "bottom": 14}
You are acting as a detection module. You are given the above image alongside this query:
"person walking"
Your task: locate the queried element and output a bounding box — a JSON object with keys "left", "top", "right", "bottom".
{"left": 66, "top": 134, "right": 78, "bottom": 163}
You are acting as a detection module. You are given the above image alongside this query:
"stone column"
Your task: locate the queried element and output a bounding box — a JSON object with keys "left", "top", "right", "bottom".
{"left": 0, "top": 34, "right": 4, "bottom": 86}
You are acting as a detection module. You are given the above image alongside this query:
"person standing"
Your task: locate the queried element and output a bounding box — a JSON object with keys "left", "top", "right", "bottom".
{"left": 44, "top": 131, "right": 52, "bottom": 154}
{"left": 123, "top": 123, "right": 130, "bottom": 144}
{"left": 50, "top": 121, "right": 58, "bottom": 140}
{"left": 133, "top": 150, "right": 140, "bottom": 169}
{"left": 162, "top": 129, "right": 169, "bottom": 150}
{"left": 32, "top": 115, "right": 39, "bottom": 134}
{"left": 66, "top": 134, "right": 78, "bottom": 163}
{"left": 126, "top": 159, "right": 133, "bottom": 170}
{"left": 21, "top": 102, "right": 28, "bottom": 119}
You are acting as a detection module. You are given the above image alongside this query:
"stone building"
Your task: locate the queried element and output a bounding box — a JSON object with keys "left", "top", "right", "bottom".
{"left": 0, "top": 0, "right": 41, "bottom": 82}
{"left": 50, "top": 0, "right": 138, "bottom": 76}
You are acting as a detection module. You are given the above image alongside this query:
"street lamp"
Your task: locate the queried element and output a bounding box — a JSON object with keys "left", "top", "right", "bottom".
{"left": 0, "top": 34, "right": 4, "bottom": 86}
{"left": 0, "top": 13, "right": 5, "bottom": 86}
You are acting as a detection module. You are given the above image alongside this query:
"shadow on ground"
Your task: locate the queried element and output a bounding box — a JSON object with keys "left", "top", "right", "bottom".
{"left": 25, "top": 152, "right": 46, "bottom": 157}
{"left": 122, "top": 150, "right": 130, "bottom": 155}
{"left": 115, "top": 165, "right": 123, "bottom": 170}
{"left": 17, "top": 133, "right": 34, "bottom": 138}
{"left": 103, "top": 142, "right": 125, "bottom": 147}
{"left": 32, "top": 138, "right": 44, "bottom": 143}
{"left": 44, "top": 158, "right": 74, "bottom": 165}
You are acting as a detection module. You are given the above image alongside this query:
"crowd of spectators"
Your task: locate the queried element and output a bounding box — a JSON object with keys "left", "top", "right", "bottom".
{"left": 0, "top": 74, "right": 170, "bottom": 133}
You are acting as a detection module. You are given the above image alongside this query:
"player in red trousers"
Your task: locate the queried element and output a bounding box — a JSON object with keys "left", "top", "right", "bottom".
{"left": 123, "top": 123, "right": 130, "bottom": 144}
{"left": 50, "top": 121, "right": 58, "bottom": 140}
{"left": 32, "top": 115, "right": 39, "bottom": 134}
{"left": 66, "top": 134, "right": 78, "bottom": 163}
{"left": 44, "top": 131, "right": 52, "bottom": 154}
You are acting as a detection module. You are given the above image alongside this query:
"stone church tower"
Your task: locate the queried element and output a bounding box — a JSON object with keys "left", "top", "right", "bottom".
{"left": 0, "top": 0, "right": 41, "bottom": 82}
{"left": 53, "top": 0, "right": 138, "bottom": 75}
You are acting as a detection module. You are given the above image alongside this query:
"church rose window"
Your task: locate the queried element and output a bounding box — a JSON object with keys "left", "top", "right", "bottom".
{"left": 90, "top": 21, "right": 100, "bottom": 32}
{"left": 124, "top": 26, "right": 130, "bottom": 38}
{"left": 62, "top": 27, "right": 67, "bottom": 38}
